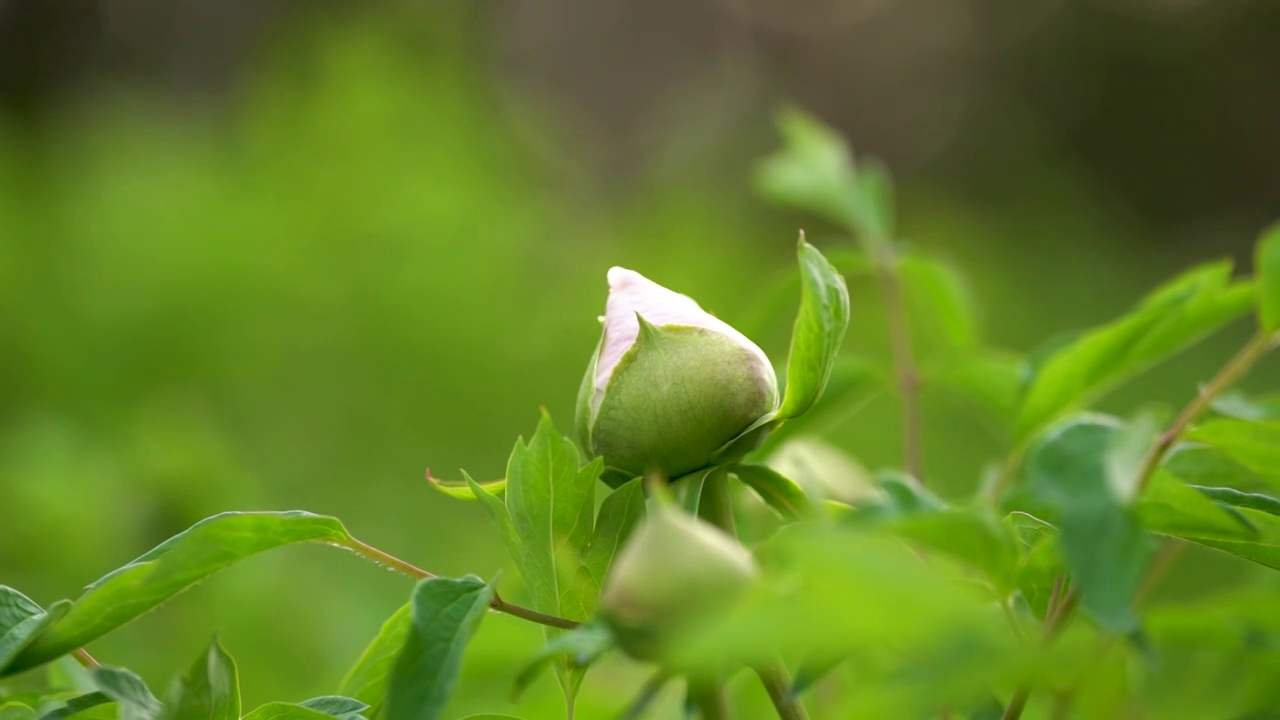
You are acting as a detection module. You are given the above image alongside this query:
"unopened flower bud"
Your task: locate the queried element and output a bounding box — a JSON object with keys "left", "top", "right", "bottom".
{"left": 600, "top": 505, "right": 758, "bottom": 659}
{"left": 577, "top": 268, "right": 779, "bottom": 480}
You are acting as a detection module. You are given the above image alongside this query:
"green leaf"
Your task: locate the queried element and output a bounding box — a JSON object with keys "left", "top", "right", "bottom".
{"left": 1180, "top": 506, "right": 1280, "bottom": 571}
{"left": 38, "top": 693, "right": 112, "bottom": 720}
{"left": 453, "top": 716, "right": 524, "bottom": 720}
{"left": 0, "top": 703, "right": 36, "bottom": 720}
{"left": 900, "top": 254, "right": 978, "bottom": 358}
{"left": 755, "top": 108, "right": 861, "bottom": 232}
{"left": 1024, "top": 417, "right": 1157, "bottom": 632}
{"left": 1004, "top": 512, "right": 1063, "bottom": 621}
{"left": 1138, "top": 472, "right": 1258, "bottom": 541}
{"left": 1186, "top": 420, "right": 1280, "bottom": 488}
{"left": 1190, "top": 485, "right": 1280, "bottom": 517}
{"left": 932, "top": 350, "right": 1024, "bottom": 430}
{"left": 7, "top": 512, "right": 353, "bottom": 674}
{"left": 463, "top": 472, "right": 519, "bottom": 565}
{"left": 241, "top": 704, "right": 335, "bottom": 720}
{"left": 887, "top": 510, "right": 1017, "bottom": 589}
{"left": 1164, "top": 444, "right": 1265, "bottom": 489}
{"left": 0, "top": 588, "right": 70, "bottom": 674}
{"left": 776, "top": 239, "right": 852, "bottom": 421}
{"left": 1014, "top": 262, "right": 1255, "bottom": 442}
{"left": 1210, "top": 389, "right": 1280, "bottom": 422}
{"left": 425, "top": 473, "right": 505, "bottom": 502}
{"left": 671, "top": 467, "right": 711, "bottom": 515}
{"left": 91, "top": 667, "right": 162, "bottom": 720}
{"left": 338, "top": 605, "right": 412, "bottom": 717}
{"left": 298, "top": 696, "right": 369, "bottom": 720}
{"left": 502, "top": 413, "right": 601, "bottom": 624}
{"left": 511, "top": 622, "right": 613, "bottom": 702}
{"left": 1256, "top": 222, "right": 1280, "bottom": 331}
{"left": 755, "top": 108, "right": 892, "bottom": 240}
{"left": 731, "top": 464, "right": 812, "bottom": 521}
{"left": 580, "top": 478, "right": 645, "bottom": 604}
{"left": 384, "top": 577, "right": 494, "bottom": 720}
{"left": 165, "top": 639, "right": 239, "bottom": 720}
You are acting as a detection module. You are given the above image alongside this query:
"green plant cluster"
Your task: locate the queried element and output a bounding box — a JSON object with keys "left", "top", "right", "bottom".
{"left": 4, "top": 110, "right": 1280, "bottom": 720}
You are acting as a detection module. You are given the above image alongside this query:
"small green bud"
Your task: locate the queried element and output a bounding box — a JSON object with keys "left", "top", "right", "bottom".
{"left": 577, "top": 268, "right": 779, "bottom": 480}
{"left": 600, "top": 505, "right": 758, "bottom": 659}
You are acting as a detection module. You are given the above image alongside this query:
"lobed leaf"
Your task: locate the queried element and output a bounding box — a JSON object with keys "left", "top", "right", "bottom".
{"left": 502, "top": 413, "right": 601, "bottom": 624}
{"left": 383, "top": 577, "right": 494, "bottom": 720}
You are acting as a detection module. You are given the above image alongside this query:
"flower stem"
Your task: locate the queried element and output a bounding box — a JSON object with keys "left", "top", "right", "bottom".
{"left": 755, "top": 665, "right": 809, "bottom": 720}
{"left": 1133, "top": 330, "right": 1275, "bottom": 495}
{"left": 873, "top": 244, "right": 925, "bottom": 483}
{"left": 341, "top": 535, "right": 580, "bottom": 630}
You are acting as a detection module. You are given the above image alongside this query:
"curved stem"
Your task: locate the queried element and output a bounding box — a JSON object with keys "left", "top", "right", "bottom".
{"left": 341, "top": 535, "right": 580, "bottom": 630}
{"left": 1133, "top": 330, "right": 1275, "bottom": 494}
{"left": 755, "top": 665, "right": 809, "bottom": 720}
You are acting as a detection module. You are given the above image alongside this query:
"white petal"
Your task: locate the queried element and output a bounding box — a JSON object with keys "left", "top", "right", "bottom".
{"left": 594, "top": 267, "right": 774, "bottom": 400}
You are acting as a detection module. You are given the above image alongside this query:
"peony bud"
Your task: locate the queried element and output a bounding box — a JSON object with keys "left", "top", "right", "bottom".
{"left": 600, "top": 505, "right": 758, "bottom": 659}
{"left": 577, "top": 268, "right": 779, "bottom": 480}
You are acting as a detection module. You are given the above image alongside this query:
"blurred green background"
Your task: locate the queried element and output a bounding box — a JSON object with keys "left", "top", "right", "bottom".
{"left": 2, "top": 1, "right": 1278, "bottom": 716}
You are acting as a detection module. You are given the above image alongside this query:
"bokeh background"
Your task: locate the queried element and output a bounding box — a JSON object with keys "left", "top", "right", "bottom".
{"left": 2, "top": 0, "right": 1278, "bottom": 716}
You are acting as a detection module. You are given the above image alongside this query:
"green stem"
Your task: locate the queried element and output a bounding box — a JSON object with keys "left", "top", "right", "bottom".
{"left": 872, "top": 243, "right": 925, "bottom": 483}
{"left": 687, "top": 678, "right": 728, "bottom": 720}
{"left": 755, "top": 665, "right": 809, "bottom": 720}
{"left": 72, "top": 648, "right": 100, "bottom": 669}
{"left": 1133, "top": 330, "right": 1275, "bottom": 494}
{"left": 490, "top": 594, "right": 581, "bottom": 630}
{"left": 697, "top": 467, "right": 737, "bottom": 537}
{"left": 342, "top": 535, "right": 580, "bottom": 630}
